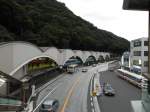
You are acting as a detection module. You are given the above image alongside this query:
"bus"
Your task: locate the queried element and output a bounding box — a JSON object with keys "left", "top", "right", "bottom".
{"left": 67, "top": 64, "right": 78, "bottom": 73}
{"left": 63, "top": 59, "right": 82, "bottom": 69}
{"left": 117, "top": 69, "right": 146, "bottom": 88}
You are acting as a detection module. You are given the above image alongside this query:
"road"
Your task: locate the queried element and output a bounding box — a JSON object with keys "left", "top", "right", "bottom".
{"left": 98, "top": 63, "right": 141, "bottom": 112}
{"left": 31, "top": 61, "right": 141, "bottom": 112}
{"left": 34, "top": 63, "right": 108, "bottom": 112}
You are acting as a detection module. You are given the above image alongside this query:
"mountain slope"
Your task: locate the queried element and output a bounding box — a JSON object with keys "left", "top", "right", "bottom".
{"left": 0, "top": 0, "right": 129, "bottom": 54}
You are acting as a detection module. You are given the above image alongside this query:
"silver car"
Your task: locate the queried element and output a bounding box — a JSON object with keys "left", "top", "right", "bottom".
{"left": 103, "top": 83, "right": 115, "bottom": 96}
{"left": 39, "top": 99, "right": 59, "bottom": 112}
{"left": 82, "top": 68, "right": 88, "bottom": 72}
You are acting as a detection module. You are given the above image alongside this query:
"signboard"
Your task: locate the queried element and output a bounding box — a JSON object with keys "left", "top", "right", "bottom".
{"left": 123, "top": 0, "right": 149, "bottom": 11}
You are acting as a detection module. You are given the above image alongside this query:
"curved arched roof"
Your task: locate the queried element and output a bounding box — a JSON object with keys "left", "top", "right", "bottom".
{"left": 0, "top": 41, "right": 110, "bottom": 77}
{"left": 44, "top": 47, "right": 60, "bottom": 64}
{"left": 60, "top": 49, "right": 75, "bottom": 65}
{"left": 82, "top": 51, "right": 94, "bottom": 62}
{"left": 73, "top": 50, "right": 84, "bottom": 62}
{"left": 0, "top": 42, "right": 44, "bottom": 75}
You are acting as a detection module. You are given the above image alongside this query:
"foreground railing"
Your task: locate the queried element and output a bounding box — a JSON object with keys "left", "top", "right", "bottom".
{"left": 0, "top": 97, "right": 22, "bottom": 111}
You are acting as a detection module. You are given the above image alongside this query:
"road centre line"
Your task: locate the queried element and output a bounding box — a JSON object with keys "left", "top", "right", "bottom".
{"left": 60, "top": 76, "right": 81, "bottom": 112}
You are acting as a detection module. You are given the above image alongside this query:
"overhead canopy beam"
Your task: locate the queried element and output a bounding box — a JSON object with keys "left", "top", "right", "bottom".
{"left": 0, "top": 71, "right": 22, "bottom": 84}
{"left": 123, "top": 0, "right": 149, "bottom": 11}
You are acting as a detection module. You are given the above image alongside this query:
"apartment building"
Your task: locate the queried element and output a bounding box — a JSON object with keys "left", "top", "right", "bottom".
{"left": 130, "top": 37, "right": 148, "bottom": 73}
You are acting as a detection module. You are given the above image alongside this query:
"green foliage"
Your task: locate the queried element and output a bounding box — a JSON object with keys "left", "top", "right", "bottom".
{"left": 0, "top": 0, "right": 130, "bottom": 54}
{"left": 0, "top": 25, "right": 14, "bottom": 41}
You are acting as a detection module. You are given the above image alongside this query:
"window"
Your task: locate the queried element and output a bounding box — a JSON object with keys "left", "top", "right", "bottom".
{"left": 144, "top": 61, "right": 148, "bottom": 67}
{"left": 144, "top": 41, "right": 148, "bottom": 46}
{"left": 144, "top": 51, "right": 148, "bottom": 56}
{"left": 124, "top": 58, "right": 129, "bottom": 62}
{"left": 134, "top": 41, "right": 141, "bottom": 47}
{"left": 133, "top": 60, "right": 140, "bottom": 65}
{"left": 133, "top": 51, "right": 141, "bottom": 56}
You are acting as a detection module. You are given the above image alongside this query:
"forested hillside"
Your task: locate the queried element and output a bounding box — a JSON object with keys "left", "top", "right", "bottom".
{"left": 0, "top": 0, "right": 129, "bottom": 54}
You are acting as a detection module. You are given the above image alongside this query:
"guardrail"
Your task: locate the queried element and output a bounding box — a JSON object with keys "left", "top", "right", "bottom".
{"left": 0, "top": 97, "right": 22, "bottom": 111}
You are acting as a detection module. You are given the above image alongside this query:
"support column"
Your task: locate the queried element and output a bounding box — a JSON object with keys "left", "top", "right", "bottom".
{"left": 148, "top": 11, "right": 150, "bottom": 76}
{"left": 142, "top": 10, "right": 150, "bottom": 112}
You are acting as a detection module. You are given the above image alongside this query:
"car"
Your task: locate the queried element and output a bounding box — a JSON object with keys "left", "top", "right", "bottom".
{"left": 109, "top": 67, "right": 114, "bottom": 72}
{"left": 92, "top": 64, "right": 97, "bottom": 67}
{"left": 103, "top": 83, "right": 115, "bottom": 96}
{"left": 82, "top": 68, "right": 88, "bottom": 72}
{"left": 39, "top": 99, "right": 59, "bottom": 112}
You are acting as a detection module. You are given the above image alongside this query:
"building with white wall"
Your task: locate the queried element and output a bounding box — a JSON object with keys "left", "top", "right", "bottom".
{"left": 130, "top": 37, "right": 148, "bottom": 73}
{"left": 0, "top": 41, "right": 110, "bottom": 97}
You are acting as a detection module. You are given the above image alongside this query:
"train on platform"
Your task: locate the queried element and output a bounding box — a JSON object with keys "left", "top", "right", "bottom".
{"left": 117, "top": 69, "right": 146, "bottom": 88}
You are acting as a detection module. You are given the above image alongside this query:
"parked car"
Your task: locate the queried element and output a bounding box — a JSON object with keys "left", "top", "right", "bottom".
{"left": 39, "top": 99, "right": 59, "bottom": 112}
{"left": 82, "top": 68, "right": 88, "bottom": 72}
{"left": 103, "top": 83, "right": 115, "bottom": 96}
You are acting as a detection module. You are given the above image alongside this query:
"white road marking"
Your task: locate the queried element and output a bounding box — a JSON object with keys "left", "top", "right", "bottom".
{"left": 90, "top": 73, "right": 95, "bottom": 96}
{"left": 32, "top": 83, "right": 61, "bottom": 112}
{"left": 93, "top": 96, "right": 101, "bottom": 112}
{"left": 91, "top": 97, "right": 93, "bottom": 101}
{"left": 91, "top": 102, "right": 94, "bottom": 107}
{"left": 35, "top": 74, "right": 63, "bottom": 93}
{"left": 92, "top": 108, "right": 95, "bottom": 112}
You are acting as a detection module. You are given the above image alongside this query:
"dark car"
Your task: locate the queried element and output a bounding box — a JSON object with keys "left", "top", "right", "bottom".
{"left": 109, "top": 67, "right": 114, "bottom": 72}
{"left": 39, "top": 99, "right": 59, "bottom": 112}
{"left": 103, "top": 83, "right": 115, "bottom": 96}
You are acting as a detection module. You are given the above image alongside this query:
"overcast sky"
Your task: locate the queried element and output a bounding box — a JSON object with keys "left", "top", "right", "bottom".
{"left": 57, "top": 0, "right": 148, "bottom": 41}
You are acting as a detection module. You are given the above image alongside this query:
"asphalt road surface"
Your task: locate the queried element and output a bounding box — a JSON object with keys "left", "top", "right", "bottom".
{"left": 30, "top": 61, "right": 141, "bottom": 112}
{"left": 98, "top": 70, "right": 141, "bottom": 112}
{"left": 35, "top": 63, "right": 108, "bottom": 112}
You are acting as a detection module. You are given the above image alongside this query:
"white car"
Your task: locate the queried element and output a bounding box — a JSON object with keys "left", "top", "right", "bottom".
{"left": 82, "top": 68, "right": 88, "bottom": 72}
{"left": 92, "top": 64, "right": 97, "bottom": 67}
